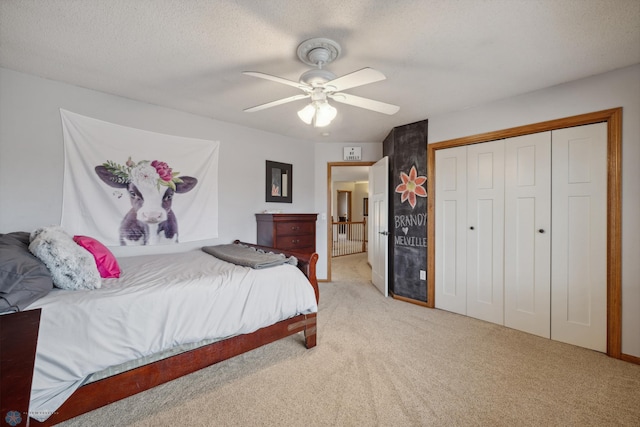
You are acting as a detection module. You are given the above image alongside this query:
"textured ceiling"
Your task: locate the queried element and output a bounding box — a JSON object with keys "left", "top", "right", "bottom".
{"left": 1, "top": 0, "right": 638, "bottom": 143}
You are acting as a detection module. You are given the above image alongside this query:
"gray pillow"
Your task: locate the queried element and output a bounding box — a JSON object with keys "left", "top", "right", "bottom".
{"left": 0, "top": 231, "right": 54, "bottom": 313}
{"left": 29, "top": 226, "right": 101, "bottom": 291}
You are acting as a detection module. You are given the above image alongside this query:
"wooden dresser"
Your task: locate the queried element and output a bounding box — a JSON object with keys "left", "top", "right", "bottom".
{"left": 256, "top": 213, "right": 318, "bottom": 254}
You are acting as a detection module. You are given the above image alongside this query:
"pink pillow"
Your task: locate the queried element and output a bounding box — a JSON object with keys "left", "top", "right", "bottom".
{"left": 73, "top": 235, "right": 121, "bottom": 278}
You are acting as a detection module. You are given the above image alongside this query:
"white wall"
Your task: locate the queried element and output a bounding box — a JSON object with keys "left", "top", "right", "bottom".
{"left": 0, "top": 68, "right": 316, "bottom": 258}
{"left": 313, "top": 143, "right": 383, "bottom": 280}
{"left": 428, "top": 64, "right": 640, "bottom": 358}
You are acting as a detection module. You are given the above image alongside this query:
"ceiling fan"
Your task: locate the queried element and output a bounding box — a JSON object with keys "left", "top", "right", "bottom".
{"left": 243, "top": 37, "right": 400, "bottom": 127}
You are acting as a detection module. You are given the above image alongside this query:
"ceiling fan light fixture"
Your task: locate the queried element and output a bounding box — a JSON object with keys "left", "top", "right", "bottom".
{"left": 315, "top": 101, "right": 337, "bottom": 127}
{"left": 297, "top": 101, "right": 337, "bottom": 128}
{"left": 297, "top": 103, "right": 316, "bottom": 125}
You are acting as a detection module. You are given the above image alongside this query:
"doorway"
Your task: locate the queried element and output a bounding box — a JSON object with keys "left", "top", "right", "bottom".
{"left": 326, "top": 162, "right": 374, "bottom": 282}
{"left": 336, "top": 190, "right": 352, "bottom": 234}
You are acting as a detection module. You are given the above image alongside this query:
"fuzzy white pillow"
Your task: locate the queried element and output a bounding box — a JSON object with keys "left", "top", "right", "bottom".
{"left": 29, "top": 226, "right": 101, "bottom": 290}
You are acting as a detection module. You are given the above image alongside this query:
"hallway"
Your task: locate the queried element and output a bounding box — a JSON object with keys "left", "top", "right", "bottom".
{"left": 330, "top": 252, "right": 371, "bottom": 282}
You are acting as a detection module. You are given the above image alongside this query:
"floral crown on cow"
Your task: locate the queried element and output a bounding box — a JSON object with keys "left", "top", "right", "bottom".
{"left": 101, "top": 157, "right": 183, "bottom": 191}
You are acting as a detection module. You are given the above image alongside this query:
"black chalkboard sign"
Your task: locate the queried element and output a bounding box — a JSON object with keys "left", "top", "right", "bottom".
{"left": 384, "top": 120, "right": 428, "bottom": 302}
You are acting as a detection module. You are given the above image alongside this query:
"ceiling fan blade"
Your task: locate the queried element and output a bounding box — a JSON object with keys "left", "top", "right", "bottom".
{"left": 244, "top": 94, "right": 310, "bottom": 112}
{"left": 243, "top": 71, "right": 309, "bottom": 91}
{"left": 329, "top": 92, "right": 400, "bottom": 115}
{"left": 324, "top": 67, "right": 386, "bottom": 92}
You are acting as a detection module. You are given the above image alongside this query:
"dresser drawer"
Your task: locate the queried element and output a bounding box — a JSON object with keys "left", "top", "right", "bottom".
{"left": 275, "top": 221, "right": 315, "bottom": 237}
{"left": 275, "top": 234, "right": 315, "bottom": 251}
{"left": 256, "top": 213, "right": 317, "bottom": 253}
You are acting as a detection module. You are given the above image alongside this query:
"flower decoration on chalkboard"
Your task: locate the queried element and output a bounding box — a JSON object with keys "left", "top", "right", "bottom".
{"left": 395, "top": 165, "right": 426, "bottom": 209}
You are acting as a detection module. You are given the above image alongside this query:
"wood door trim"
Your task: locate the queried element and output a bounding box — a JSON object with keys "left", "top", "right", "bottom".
{"left": 427, "top": 108, "right": 623, "bottom": 360}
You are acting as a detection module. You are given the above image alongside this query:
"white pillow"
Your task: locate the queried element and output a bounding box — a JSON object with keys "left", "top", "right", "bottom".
{"left": 29, "top": 226, "right": 101, "bottom": 290}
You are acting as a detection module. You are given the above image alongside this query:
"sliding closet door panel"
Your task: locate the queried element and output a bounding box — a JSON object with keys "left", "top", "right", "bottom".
{"left": 551, "top": 122, "right": 607, "bottom": 352}
{"left": 435, "top": 147, "right": 467, "bottom": 314}
{"left": 504, "top": 132, "right": 551, "bottom": 338}
{"left": 466, "top": 140, "right": 504, "bottom": 325}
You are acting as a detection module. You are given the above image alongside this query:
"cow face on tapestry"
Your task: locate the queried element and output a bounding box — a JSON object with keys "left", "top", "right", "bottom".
{"left": 95, "top": 158, "right": 197, "bottom": 245}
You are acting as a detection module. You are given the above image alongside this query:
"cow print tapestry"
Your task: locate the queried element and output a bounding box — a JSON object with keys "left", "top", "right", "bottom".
{"left": 60, "top": 109, "right": 219, "bottom": 246}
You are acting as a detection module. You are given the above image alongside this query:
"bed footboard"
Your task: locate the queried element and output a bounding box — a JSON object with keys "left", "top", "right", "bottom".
{"left": 1, "top": 309, "right": 41, "bottom": 427}
{"left": 32, "top": 312, "right": 317, "bottom": 426}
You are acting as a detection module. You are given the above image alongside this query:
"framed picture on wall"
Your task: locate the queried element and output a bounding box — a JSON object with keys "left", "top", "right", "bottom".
{"left": 266, "top": 160, "right": 292, "bottom": 203}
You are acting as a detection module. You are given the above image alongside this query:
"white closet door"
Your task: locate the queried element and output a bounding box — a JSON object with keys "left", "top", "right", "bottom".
{"left": 551, "top": 122, "right": 607, "bottom": 352}
{"left": 504, "top": 132, "right": 551, "bottom": 338}
{"left": 435, "top": 146, "right": 467, "bottom": 315}
{"left": 466, "top": 140, "right": 505, "bottom": 325}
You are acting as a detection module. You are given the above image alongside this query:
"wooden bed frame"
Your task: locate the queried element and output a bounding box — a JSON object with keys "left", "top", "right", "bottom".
{"left": 0, "top": 241, "right": 319, "bottom": 427}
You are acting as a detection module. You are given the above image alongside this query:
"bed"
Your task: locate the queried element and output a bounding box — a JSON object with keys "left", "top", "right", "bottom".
{"left": 0, "top": 239, "right": 319, "bottom": 426}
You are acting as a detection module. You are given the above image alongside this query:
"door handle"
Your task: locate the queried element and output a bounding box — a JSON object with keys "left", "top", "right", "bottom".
{"left": 538, "top": 229, "right": 545, "bottom": 234}
{"left": 469, "top": 226, "right": 474, "bottom": 230}
{"left": 379, "top": 231, "right": 389, "bottom": 236}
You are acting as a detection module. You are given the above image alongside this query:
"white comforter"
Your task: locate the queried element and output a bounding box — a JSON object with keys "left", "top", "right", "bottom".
{"left": 25, "top": 250, "right": 318, "bottom": 422}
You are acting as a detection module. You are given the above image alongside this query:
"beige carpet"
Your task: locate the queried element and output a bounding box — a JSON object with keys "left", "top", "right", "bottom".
{"left": 59, "top": 253, "right": 640, "bottom": 426}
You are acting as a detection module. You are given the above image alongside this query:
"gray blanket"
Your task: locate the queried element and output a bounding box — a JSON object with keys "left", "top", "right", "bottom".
{"left": 202, "top": 243, "right": 297, "bottom": 269}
